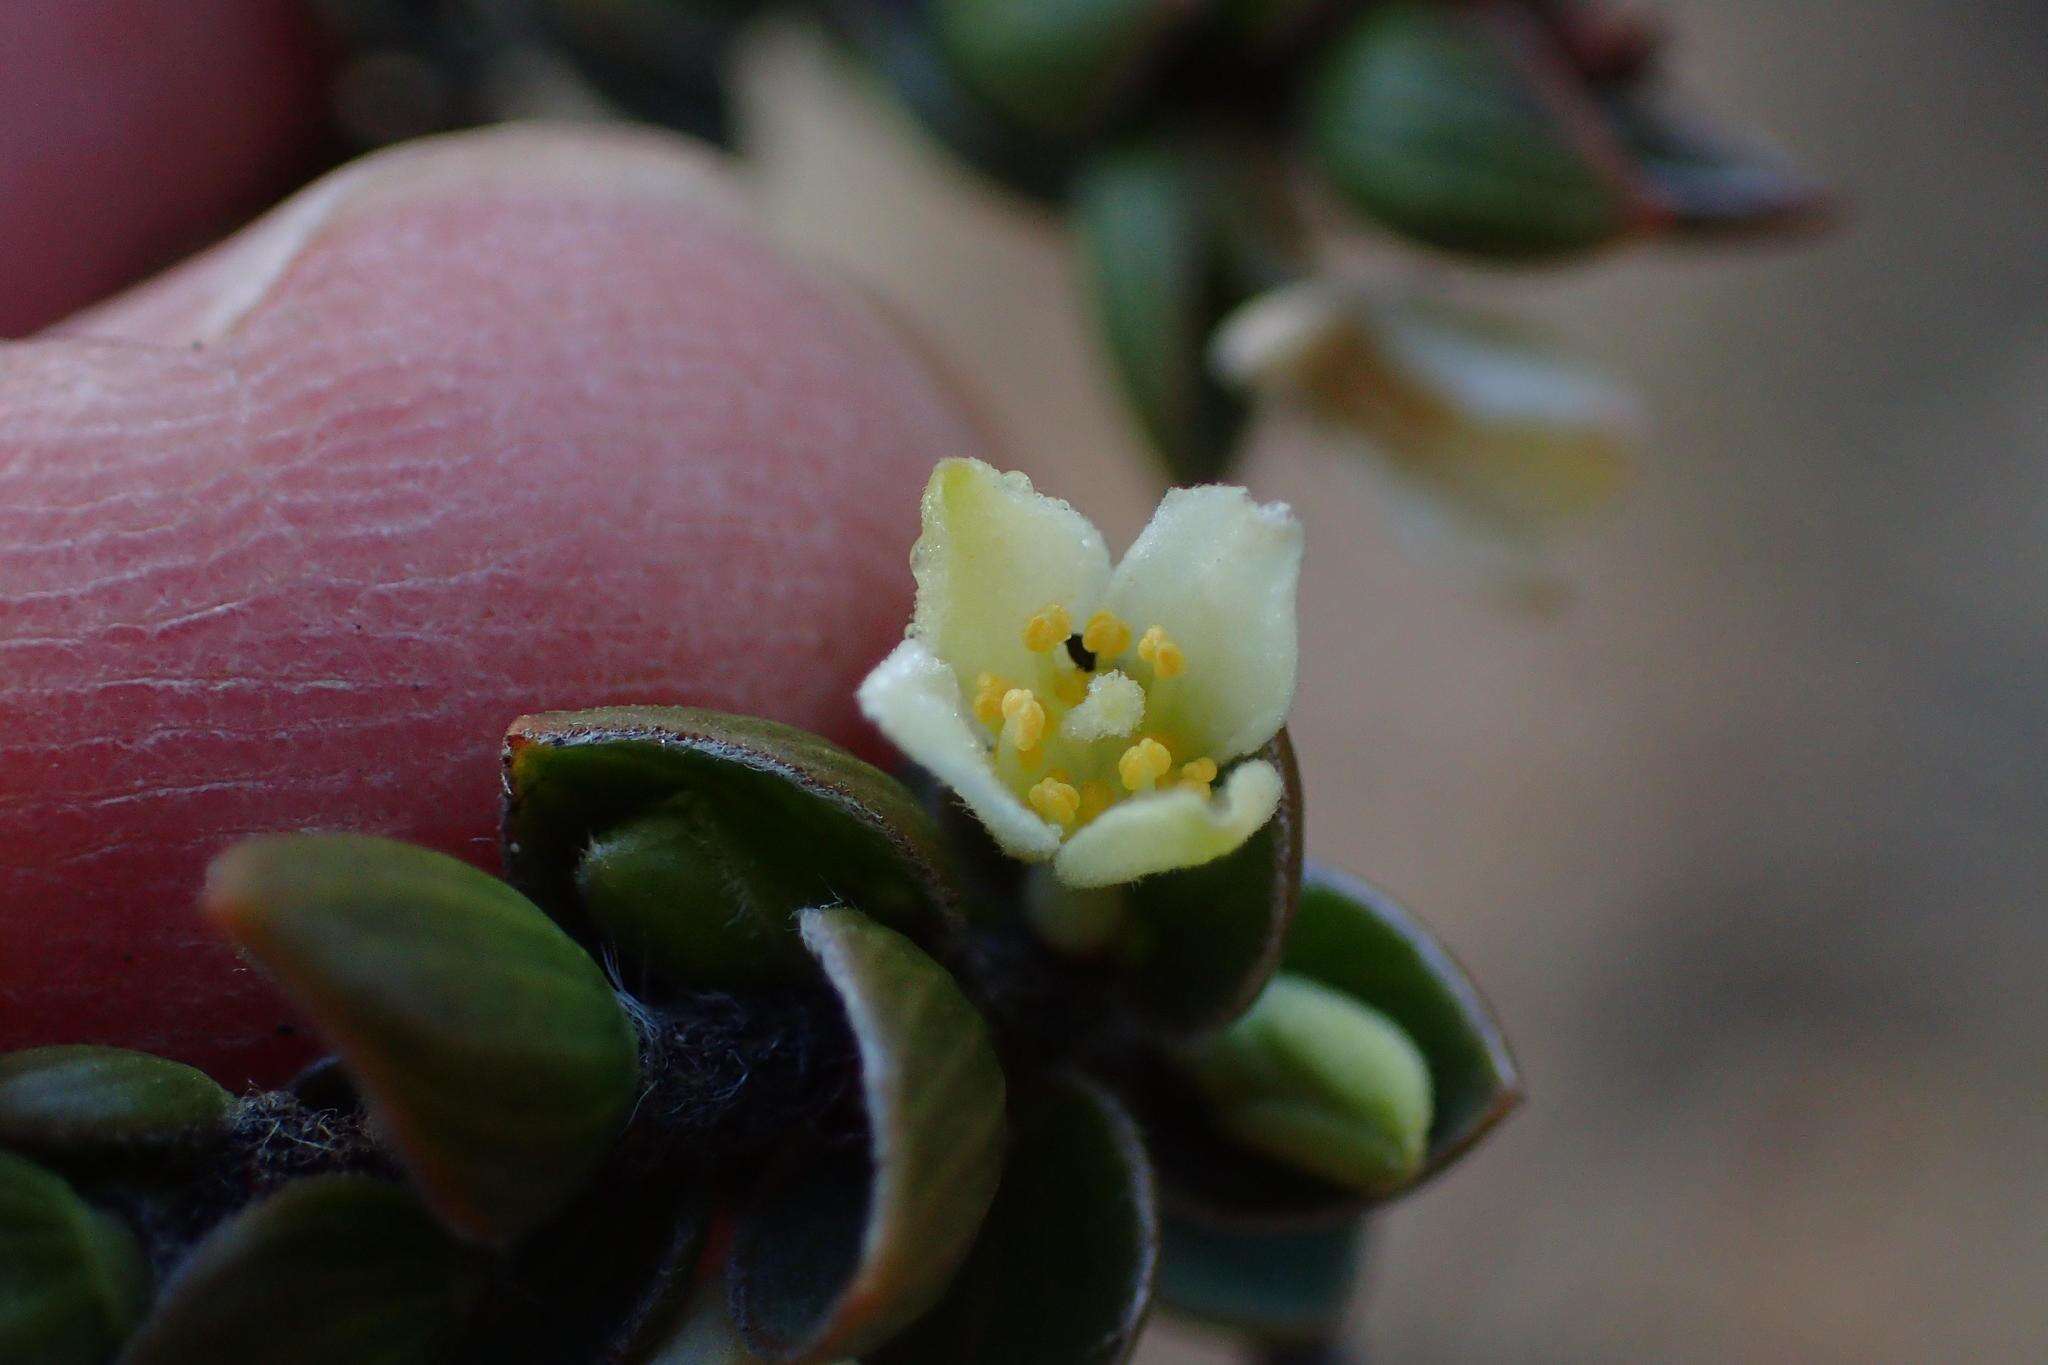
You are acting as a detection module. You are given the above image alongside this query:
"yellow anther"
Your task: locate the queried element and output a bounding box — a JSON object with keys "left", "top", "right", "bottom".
{"left": 972, "top": 673, "right": 1010, "bottom": 727}
{"left": 1082, "top": 610, "right": 1132, "bottom": 660}
{"left": 1137, "top": 625, "right": 1186, "bottom": 679}
{"left": 1000, "top": 688, "right": 1046, "bottom": 752}
{"left": 1077, "top": 781, "right": 1115, "bottom": 825}
{"left": 1177, "top": 778, "right": 1213, "bottom": 799}
{"left": 1022, "top": 603, "right": 1071, "bottom": 653}
{"left": 1118, "top": 737, "right": 1174, "bottom": 793}
{"left": 1180, "top": 757, "right": 1217, "bottom": 785}
{"left": 1052, "top": 670, "right": 1088, "bottom": 707}
{"left": 1028, "top": 777, "right": 1081, "bottom": 827}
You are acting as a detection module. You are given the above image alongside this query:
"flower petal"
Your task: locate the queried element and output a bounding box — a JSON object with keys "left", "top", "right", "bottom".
{"left": 857, "top": 640, "right": 1062, "bottom": 861}
{"left": 1053, "top": 758, "right": 1283, "bottom": 889}
{"left": 911, "top": 458, "right": 1114, "bottom": 695}
{"left": 1103, "top": 487, "right": 1301, "bottom": 762}
{"left": 1350, "top": 299, "right": 1638, "bottom": 531}
{"left": 1216, "top": 285, "right": 1636, "bottom": 537}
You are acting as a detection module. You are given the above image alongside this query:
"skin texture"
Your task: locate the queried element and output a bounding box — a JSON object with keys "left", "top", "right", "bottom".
{"left": 0, "top": 125, "right": 978, "bottom": 1088}
{"left": 0, "top": 0, "right": 326, "bottom": 336}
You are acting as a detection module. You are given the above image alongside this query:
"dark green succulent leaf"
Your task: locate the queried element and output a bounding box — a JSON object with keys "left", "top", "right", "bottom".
{"left": 870, "top": 1073, "right": 1155, "bottom": 1365}
{"left": 1283, "top": 866, "right": 1520, "bottom": 1181}
{"left": 731, "top": 907, "right": 1006, "bottom": 1362}
{"left": 503, "top": 707, "right": 958, "bottom": 988}
{"left": 822, "top": 0, "right": 1092, "bottom": 201}
{"left": 1156, "top": 1213, "right": 1364, "bottom": 1342}
{"left": 458, "top": 1153, "right": 705, "bottom": 1364}
{"left": 1606, "top": 94, "right": 1830, "bottom": 240}
{"left": 118, "top": 1175, "right": 477, "bottom": 1365}
{"left": 933, "top": 0, "right": 1188, "bottom": 138}
{"left": 1304, "top": 1, "right": 1637, "bottom": 259}
{"left": 0, "top": 1150, "right": 148, "bottom": 1365}
{"left": 1142, "top": 863, "right": 1517, "bottom": 1227}
{"left": 0, "top": 1047, "right": 231, "bottom": 1160}
{"left": 1073, "top": 139, "right": 1254, "bottom": 484}
{"left": 1119, "top": 731, "right": 1305, "bottom": 1033}
{"left": 203, "top": 835, "right": 640, "bottom": 1246}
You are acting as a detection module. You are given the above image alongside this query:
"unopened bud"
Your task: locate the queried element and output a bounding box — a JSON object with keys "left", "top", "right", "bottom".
{"left": 1177, "top": 972, "right": 1432, "bottom": 1194}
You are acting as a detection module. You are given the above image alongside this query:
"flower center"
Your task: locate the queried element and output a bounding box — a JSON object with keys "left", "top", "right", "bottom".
{"left": 975, "top": 604, "right": 1218, "bottom": 834}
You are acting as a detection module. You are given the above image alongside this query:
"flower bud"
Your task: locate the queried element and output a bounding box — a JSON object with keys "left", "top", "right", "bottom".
{"left": 576, "top": 799, "right": 815, "bottom": 989}
{"left": 1177, "top": 973, "right": 1432, "bottom": 1194}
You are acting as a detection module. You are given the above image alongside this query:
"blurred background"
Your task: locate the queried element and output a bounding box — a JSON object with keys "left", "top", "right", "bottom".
{"left": 735, "top": 4, "right": 2047, "bottom": 1359}
{"left": 6, "top": 1, "right": 2042, "bottom": 1359}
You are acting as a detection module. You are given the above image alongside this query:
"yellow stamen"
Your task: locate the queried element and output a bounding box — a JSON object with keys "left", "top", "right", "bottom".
{"left": 1001, "top": 688, "right": 1046, "bottom": 752}
{"left": 1118, "top": 737, "right": 1173, "bottom": 793}
{"left": 1180, "top": 757, "right": 1217, "bottom": 784}
{"left": 1077, "top": 781, "right": 1113, "bottom": 823}
{"left": 1082, "top": 610, "right": 1132, "bottom": 660}
{"left": 1028, "top": 777, "right": 1081, "bottom": 827}
{"left": 1137, "top": 625, "right": 1186, "bottom": 679}
{"left": 1052, "top": 670, "right": 1088, "bottom": 707}
{"left": 1022, "top": 604, "right": 1072, "bottom": 653}
{"left": 972, "top": 672, "right": 1010, "bottom": 727}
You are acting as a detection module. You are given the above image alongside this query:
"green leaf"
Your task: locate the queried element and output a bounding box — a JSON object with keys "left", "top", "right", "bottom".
{"left": 203, "top": 835, "right": 640, "bottom": 1246}
{"left": 1142, "top": 863, "right": 1517, "bottom": 1225}
{"left": 869, "top": 1074, "right": 1155, "bottom": 1365}
{"left": 1155, "top": 1213, "right": 1363, "bottom": 1342}
{"left": 933, "top": 0, "right": 1185, "bottom": 138}
{"left": 1283, "top": 867, "right": 1520, "bottom": 1181}
{"left": 1304, "top": 2, "right": 1635, "bottom": 259}
{"left": 458, "top": 1157, "right": 705, "bottom": 1363}
{"left": 1073, "top": 140, "right": 1253, "bottom": 484}
{"left": 1119, "top": 731, "right": 1305, "bottom": 1032}
{"left": 118, "top": 1176, "right": 477, "bottom": 1364}
{"left": 0, "top": 1048, "right": 231, "bottom": 1160}
{"left": 1174, "top": 974, "right": 1432, "bottom": 1197}
{"left": 0, "top": 1151, "right": 148, "bottom": 1365}
{"left": 731, "top": 907, "right": 1006, "bottom": 1361}
{"left": 504, "top": 707, "right": 959, "bottom": 989}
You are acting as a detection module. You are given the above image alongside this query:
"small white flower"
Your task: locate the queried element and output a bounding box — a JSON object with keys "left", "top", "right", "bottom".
{"left": 1213, "top": 281, "right": 1639, "bottom": 551}
{"left": 858, "top": 458, "right": 1302, "bottom": 889}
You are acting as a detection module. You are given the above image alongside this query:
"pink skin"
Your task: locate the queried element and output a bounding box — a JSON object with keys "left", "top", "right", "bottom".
{"left": 0, "top": 127, "right": 979, "bottom": 1087}
{"left": 0, "top": 0, "right": 326, "bottom": 336}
